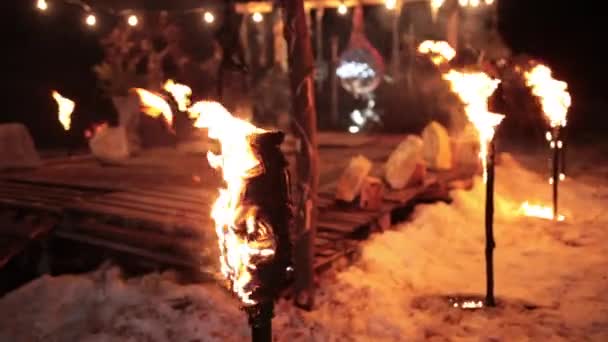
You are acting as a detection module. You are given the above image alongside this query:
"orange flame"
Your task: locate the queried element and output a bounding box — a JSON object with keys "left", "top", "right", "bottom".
{"left": 524, "top": 64, "right": 571, "bottom": 128}
{"left": 443, "top": 70, "right": 504, "bottom": 181}
{"left": 519, "top": 201, "right": 565, "bottom": 221}
{"left": 52, "top": 91, "right": 75, "bottom": 131}
{"left": 133, "top": 88, "right": 173, "bottom": 127}
{"left": 418, "top": 40, "right": 456, "bottom": 65}
{"left": 190, "top": 101, "right": 274, "bottom": 305}
{"left": 163, "top": 79, "right": 192, "bottom": 113}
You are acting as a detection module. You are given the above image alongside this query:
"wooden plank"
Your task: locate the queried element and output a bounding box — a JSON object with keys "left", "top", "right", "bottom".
{"left": 0, "top": 197, "right": 63, "bottom": 213}
{"left": 98, "top": 191, "right": 214, "bottom": 213}
{"left": 0, "top": 216, "right": 55, "bottom": 240}
{"left": 0, "top": 237, "right": 26, "bottom": 268}
{"left": 55, "top": 231, "right": 206, "bottom": 271}
{"left": 65, "top": 220, "right": 212, "bottom": 259}
{"left": 64, "top": 201, "right": 209, "bottom": 238}
{"left": 82, "top": 197, "right": 210, "bottom": 222}
{"left": 0, "top": 181, "right": 94, "bottom": 198}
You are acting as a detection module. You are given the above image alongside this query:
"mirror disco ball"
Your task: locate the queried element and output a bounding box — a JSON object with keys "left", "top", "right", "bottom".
{"left": 336, "top": 47, "right": 383, "bottom": 96}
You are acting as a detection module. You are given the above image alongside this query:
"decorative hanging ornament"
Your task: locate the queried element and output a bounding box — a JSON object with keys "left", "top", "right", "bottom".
{"left": 336, "top": 6, "right": 385, "bottom": 97}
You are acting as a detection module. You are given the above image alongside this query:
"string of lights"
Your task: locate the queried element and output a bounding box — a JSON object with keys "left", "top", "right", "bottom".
{"left": 34, "top": 0, "right": 497, "bottom": 27}
{"left": 34, "top": 0, "right": 268, "bottom": 28}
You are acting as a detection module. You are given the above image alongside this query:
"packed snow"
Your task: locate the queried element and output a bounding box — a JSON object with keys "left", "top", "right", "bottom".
{"left": 1, "top": 149, "right": 607, "bottom": 341}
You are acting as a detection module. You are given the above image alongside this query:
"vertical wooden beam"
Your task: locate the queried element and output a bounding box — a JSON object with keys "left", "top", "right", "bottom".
{"left": 314, "top": 8, "right": 324, "bottom": 87}
{"left": 282, "top": 0, "right": 320, "bottom": 310}
{"left": 390, "top": 2, "right": 402, "bottom": 76}
{"left": 330, "top": 36, "right": 340, "bottom": 127}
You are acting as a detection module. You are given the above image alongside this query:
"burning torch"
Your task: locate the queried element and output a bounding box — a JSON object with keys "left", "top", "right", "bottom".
{"left": 191, "top": 102, "right": 292, "bottom": 342}
{"left": 52, "top": 90, "right": 76, "bottom": 155}
{"left": 524, "top": 64, "right": 571, "bottom": 220}
{"left": 443, "top": 70, "right": 504, "bottom": 307}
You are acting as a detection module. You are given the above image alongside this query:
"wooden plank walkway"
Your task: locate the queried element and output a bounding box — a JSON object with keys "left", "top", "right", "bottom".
{"left": 0, "top": 133, "right": 470, "bottom": 277}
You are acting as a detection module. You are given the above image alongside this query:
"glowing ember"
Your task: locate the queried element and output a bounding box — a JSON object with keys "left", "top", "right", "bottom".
{"left": 519, "top": 201, "right": 565, "bottom": 221}
{"left": 443, "top": 70, "right": 504, "bottom": 181}
{"left": 52, "top": 91, "right": 75, "bottom": 131}
{"left": 453, "top": 300, "right": 484, "bottom": 309}
{"left": 133, "top": 88, "right": 173, "bottom": 127}
{"left": 189, "top": 101, "right": 275, "bottom": 305}
{"left": 524, "top": 64, "right": 571, "bottom": 128}
{"left": 418, "top": 40, "right": 456, "bottom": 65}
{"left": 163, "top": 79, "right": 192, "bottom": 112}
{"left": 84, "top": 122, "right": 108, "bottom": 139}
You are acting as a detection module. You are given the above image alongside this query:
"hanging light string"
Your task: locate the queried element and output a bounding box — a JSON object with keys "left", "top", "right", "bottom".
{"left": 33, "top": 0, "right": 253, "bottom": 27}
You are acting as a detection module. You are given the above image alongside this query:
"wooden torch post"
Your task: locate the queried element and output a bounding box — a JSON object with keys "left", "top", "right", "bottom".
{"left": 484, "top": 139, "right": 496, "bottom": 307}
{"left": 282, "top": 0, "right": 320, "bottom": 310}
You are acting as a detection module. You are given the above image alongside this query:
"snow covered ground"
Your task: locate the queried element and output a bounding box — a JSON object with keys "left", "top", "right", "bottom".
{"left": 1, "top": 149, "right": 607, "bottom": 341}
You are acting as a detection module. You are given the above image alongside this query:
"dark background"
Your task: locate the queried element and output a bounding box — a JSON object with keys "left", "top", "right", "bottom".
{"left": 2, "top": 0, "right": 605, "bottom": 149}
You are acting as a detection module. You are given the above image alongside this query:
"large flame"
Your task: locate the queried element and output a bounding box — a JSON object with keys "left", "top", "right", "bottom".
{"left": 190, "top": 101, "right": 274, "bottom": 305}
{"left": 519, "top": 201, "right": 565, "bottom": 221}
{"left": 524, "top": 64, "right": 571, "bottom": 128}
{"left": 418, "top": 40, "right": 456, "bottom": 65}
{"left": 163, "top": 79, "right": 192, "bottom": 113}
{"left": 443, "top": 70, "right": 504, "bottom": 181}
{"left": 52, "top": 91, "right": 75, "bottom": 131}
{"left": 133, "top": 88, "right": 173, "bottom": 127}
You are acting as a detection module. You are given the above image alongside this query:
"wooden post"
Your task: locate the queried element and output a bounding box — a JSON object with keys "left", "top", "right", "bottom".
{"left": 551, "top": 127, "right": 561, "bottom": 220}
{"left": 282, "top": 0, "right": 320, "bottom": 310}
{"left": 484, "top": 140, "right": 496, "bottom": 307}
{"left": 390, "top": 2, "right": 401, "bottom": 76}
{"left": 315, "top": 8, "right": 324, "bottom": 84}
{"left": 330, "top": 36, "right": 339, "bottom": 127}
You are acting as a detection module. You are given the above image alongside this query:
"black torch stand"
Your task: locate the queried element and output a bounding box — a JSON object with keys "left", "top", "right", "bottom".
{"left": 551, "top": 127, "right": 561, "bottom": 220}
{"left": 244, "top": 301, "right": 274, "bottom": 342}
{"left": 484, "top": 140, "right": 496, "bottom": 307}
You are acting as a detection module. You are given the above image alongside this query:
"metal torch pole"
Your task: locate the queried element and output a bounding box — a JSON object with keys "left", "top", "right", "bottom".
{"left": 484, "top": 139, "right": 496, "bottom": 307}
{"left": 552, "top": 127, "right": 560, "bottom": 220}
{"left": 246, "top": 301, "right": 274, "bottom": 342}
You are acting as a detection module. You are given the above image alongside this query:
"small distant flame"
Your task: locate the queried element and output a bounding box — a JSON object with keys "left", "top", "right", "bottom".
{"left": 84, "top": 122, "right": 108, "bottom": 139}
{"left": 519, "top": 201, "right": 565, "bottom": 221}
{"left": 52, "top": 91, "right": 75, "bottom": 131}
{"left": 163, "top": 79, "right": 192, "bottom": 112}
{"left": 133, "top": 88, "right": 173, "bottom": 127}
{"left": 190, "top": 101, "right": 275, "bottom": 305}
{"left": 418, "top": 40, "right": 456, "bottom": 65}
{"left": 524, "top": 64, "right": 571, "bottom": 128}
{"left": 443, "top": 71, "right": 504, "bottom": 181}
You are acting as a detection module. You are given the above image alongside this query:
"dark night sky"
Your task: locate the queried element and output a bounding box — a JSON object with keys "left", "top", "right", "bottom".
{"left": 2, "top": 0, "right": 605, "bottom": 148}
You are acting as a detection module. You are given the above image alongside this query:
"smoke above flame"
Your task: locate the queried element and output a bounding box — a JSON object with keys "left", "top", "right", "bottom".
{"left": 418, "top": 40, "right": 456, "bottom": 65}
{"left": 443, "top": 70, "right": 504, "bottom": 181}
{"left": 52, "top": 91, "right": 75, "bottom": 131}
{"left": 524, "top": 64, "right": 571, "bottom": 128}
{"left": 190, "top": 101, "right": 275, "bottom": 305}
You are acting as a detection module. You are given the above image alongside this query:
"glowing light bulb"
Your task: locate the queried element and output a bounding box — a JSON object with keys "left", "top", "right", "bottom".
{"left": 85, "top": 14, "right": 96, "bottom": 27}
{"left": 385, "top": 0, "right": 397, "bottom": 10}
{"left": 127, "top": 15, "right": 138, "bottom": 27}
{"left": 485, "top": 0, "right": 495, "bottom": 5}
{"left": 545, "top": 131, "right": 552, "bottom": 141}
{"left": 252, "top": 12, "right": 263, "bottom": 23}
{"left": 36, "top": 0, "right": 48, "bottom": 11}
{"left": 203, "top": 11, "right": 215, "bottom": 24}
{"left": 470, "top": 0, "right": 480, "bottom": 7}
{"left": 458, "top": 0, "right": 468, "bottom": 6}
{"left": 348, "top": 125, "right": 360, "bottom": 134}
{"left": 559, "top": 173, "right": 566, "bottom": 181}
{"left": 338, "top": 4, "right": 348, "bottom": 15}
